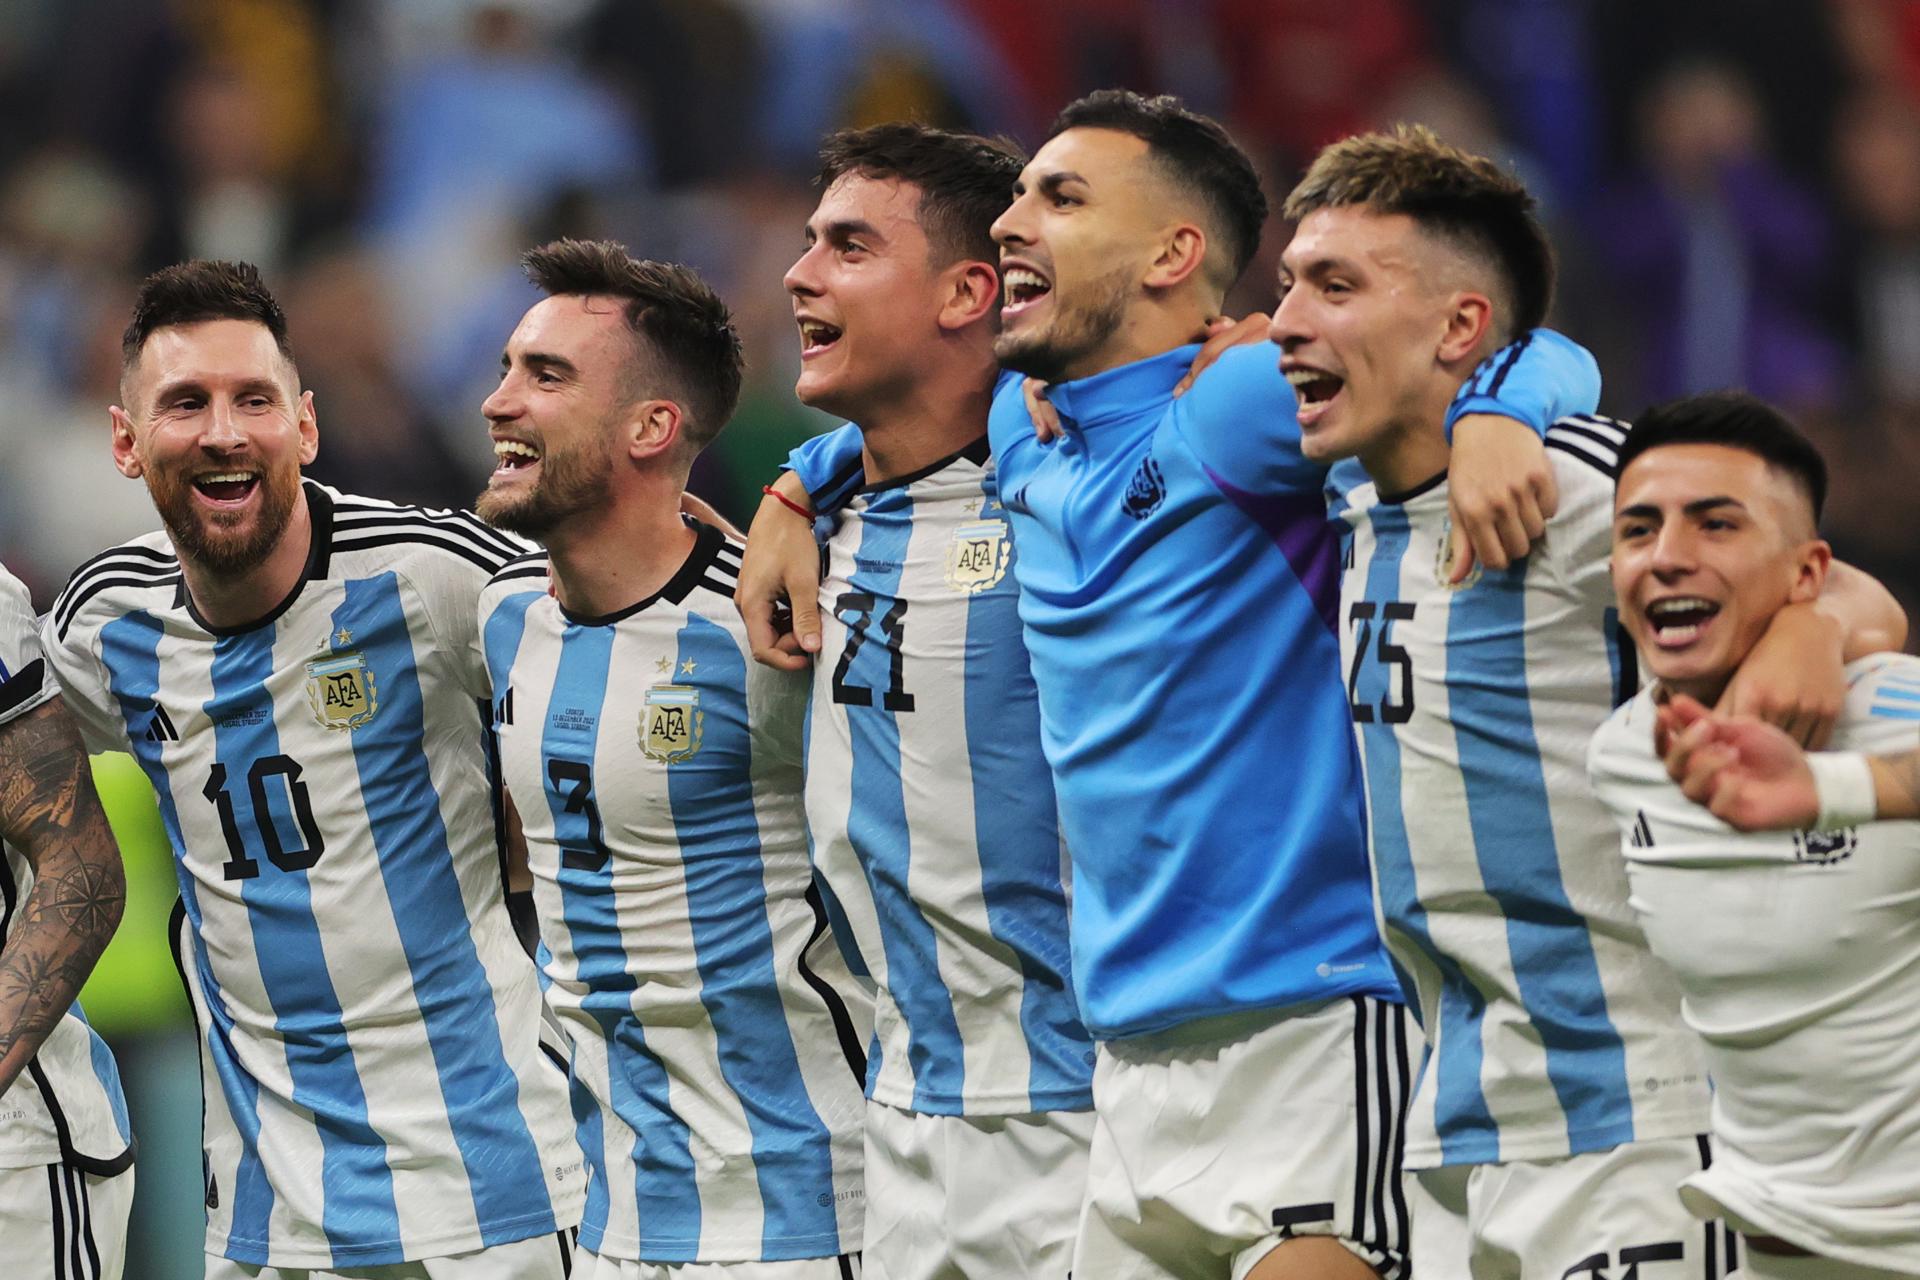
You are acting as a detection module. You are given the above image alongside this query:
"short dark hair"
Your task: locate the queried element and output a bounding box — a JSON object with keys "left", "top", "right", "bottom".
{"left": 1283, "top": 125, "right": 1555, "bottom": 338}
{"left": 1047, "top": 89, "right": 1269, "bottom": 288}
{"left": 815, "top": 123, "right": 1026, "bottom": 267}
{"left": 122, "top": 259, "right": 295, "bottom": 370}
{"left": 1615, "top": 391, "right": 1829, "bottom": 523}
{"left": 522, "top": 238, "right": 744, "bottom": 449}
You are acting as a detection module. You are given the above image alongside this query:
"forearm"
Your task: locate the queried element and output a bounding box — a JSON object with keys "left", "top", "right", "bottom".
{"left": 1869, "top": 748, "right": 1920, "bottom": 822}
{"left": 0, "top": 705, "right": 127, "bottom": 1097}
{"left": 0, "top": 833, "right": 123, "bottom": 1095}
{"left": 1818, "top": 560, "right": 1908, "bottom": 659}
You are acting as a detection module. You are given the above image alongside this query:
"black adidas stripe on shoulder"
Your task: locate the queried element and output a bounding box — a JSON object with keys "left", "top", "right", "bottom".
{"left": 331, "top": 529, "right": 517, "bottom": 576}
{"left": 330, "top": 498, "right": 529, "bottom": 563}
{"left": 488, "top": 551, "right": 551, "bottom": 586}
{"left": 697, "top": 574, "right": 739, "bottom": 601}
{"left": 1546, "top": 413, "right": 1631, "bottom": 477}
{"left": 53, "top": 545, "right": 181, "bottom": 642}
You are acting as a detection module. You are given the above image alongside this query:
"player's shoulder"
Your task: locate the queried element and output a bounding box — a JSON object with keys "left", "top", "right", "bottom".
{"left": 1839, "top": 654, "right": 1920, "bottom": 745}
{"left": 479, "top": 549, "right": 552, "bottom": 612}
{"left": 1545, "top": 413, "right": 1631, "bottom": 483}
{"left": 685, "top": 523, "right": 744, "bottom": 612}
{"left": 1590, "top": 688, "right": 1658, "bottom": 770}
{"left": 323, "top": 483, "right": 531, "bottom": 579}
{"left": 1180, "top": 340, "right": 1288, "bottom": 418}
{"left": 48, "top": 528, "right": 181, "bottom": 647}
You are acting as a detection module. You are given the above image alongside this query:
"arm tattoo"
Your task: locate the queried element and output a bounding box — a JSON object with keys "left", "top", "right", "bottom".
{"left": 0, "top": 699, "right": 127, "bottom": 1095}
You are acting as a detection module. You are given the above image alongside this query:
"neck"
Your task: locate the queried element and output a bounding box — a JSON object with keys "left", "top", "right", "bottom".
{"left": 1662, "top": 672, "right": 1734, "bottom": 709}
{"left": 1358, "top": 379, "right": 1471, "bottom": 497}
{"left": 179, "top": 490, "right": 316, "bottom": 629}
{"left": 1059, "top": 295, "right": 1215, "bottom": 382}
{"left": 542, "top": 474, "right": 698, "bottom": 619}
{"left": 855, "top": 354, "right": 997, "bottom": 484}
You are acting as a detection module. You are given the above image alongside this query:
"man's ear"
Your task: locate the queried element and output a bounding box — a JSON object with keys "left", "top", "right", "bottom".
{"left": 1143, "top": 223, "right": 1208, "bottom": 291}
{"left": 937, "top": 261, "right": 1001, "bottom": 332}
{"left": 1789, "top": 539, "right": 1833, "bottom": 605}
{"left": 109, "top": 406, "right": 142, "bottom": 479}
{"left": 629, "top": 400, "right": 684, "bottom": 461}
{"left": 1435, "top": 292, "right": 1498, "bottom": 366}
{"left": 297, "top": 389, "right": 320, "bottom": 466}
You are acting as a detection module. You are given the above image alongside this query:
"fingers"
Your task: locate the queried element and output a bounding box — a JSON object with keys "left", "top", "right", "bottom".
{"left": 786, "top": 579, "right": 822, "bottom": 656}
{"left": 1024, "top": 378, "right": 1063, "bottom": 445}
{"left": 1465, "top": 503, "right": 1527, "bottom": 573}
{"left": 742, "top": 595, "right": 810, "bottom": 672}
{"left": 1533, "top": 461, "right": 1561, "bottom": 521}
{"left": 1447, "top": 525, "right": 1476, "bottom": 585}
{"left": 1173, "top": 312, "right": 1270, "bottom": 397}
{"left": 1803, "top": 711, "right": 1836, "bottom": 753}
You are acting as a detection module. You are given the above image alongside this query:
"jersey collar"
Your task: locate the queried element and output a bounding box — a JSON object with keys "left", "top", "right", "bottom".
{"left": 555, "top": 518, "right": 725, "bottom": 627}
{"left": 1041, "top": 344, "right": 1201, "bottom": 430}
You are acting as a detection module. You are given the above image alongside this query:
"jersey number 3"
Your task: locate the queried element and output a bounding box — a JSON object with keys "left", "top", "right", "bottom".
{"left": 1346, "top": 601, "right": 1416, "bottom": 725}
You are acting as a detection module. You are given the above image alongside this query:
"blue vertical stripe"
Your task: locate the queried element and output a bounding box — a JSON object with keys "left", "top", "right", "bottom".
{"left": 99, "top": 611, "right": 275, "bottom": 1256}
{"left": 959, "top": 470, "right": 1091, "bottom": 1108}
{"left": 206, "top": 624, "right": 401, "bottom": 1261}
{"left": 841, "top": 491, "right": 966, "bottom": 1109}
{"left": 1354, "top": 510, "right": 1501, "bottom": 1163}
{"left": 666, "top": 615, "right": 840, "bottom": 1257}
{"left": 1447, "top": 562, "right": 1634, "bottom": 1152}
{"left": 333, "top": 574, "right": 555, "bottom": 1243}
{"left": 540, "top": 620, "right": 700, "bottom": 1260}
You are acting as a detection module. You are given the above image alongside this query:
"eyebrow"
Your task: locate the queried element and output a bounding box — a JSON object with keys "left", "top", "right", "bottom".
{"left": 151, "top": 375, "right": 282, "bottom": 403}
{"left": 503, "top": 351, "right": 579, "bottom": 378}
{"left": 1615, "top": 495, "right": 1745, "bottom": 521}
{"left": 806, "top": 218, "right": 884, "bottom": 246}
{"left": 1012, "top": 169, "right": 1088, "bottom": 198}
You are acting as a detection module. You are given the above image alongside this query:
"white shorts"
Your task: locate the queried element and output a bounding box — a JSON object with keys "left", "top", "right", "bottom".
{"left": 0, "top": 1160, "right": 134, "bottom": 1280}
{"left": 577, "top": 1250, "right": 860, "bottom": 1279}
{"left": 862, "top": 1100, "right": 1092, "bottom": 1280}
{"left": 205, "top": 1229, "right": 577, "bottom": 1278}
{"left": 1074, "top": 996, "right": 1412, "bottom": 1280}
{"left": 1736, "top": 1245, "right": 1917, "bottom": 1280}
{"left": 1408, "top": 1133, "right": 1732, "bottom": 1279}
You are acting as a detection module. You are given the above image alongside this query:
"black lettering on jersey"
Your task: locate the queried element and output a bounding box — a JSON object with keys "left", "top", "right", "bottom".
{"left": 1121, "top": 454, "right": 1165, "bottom": 520}
{"left": 831, "top": 592, "right": 914, "bottom": 712}
{"left": 1561, "top": 1242, "right": 1685, "bottom": 1280}
{"left": 546, "top": 758, "right": 609, "bottom": 872}
{"left": 204, "top": 755, "right": 325, "bottom": 880}
{"left": 1346, "top": 601, "right": 1417, "bottom": 725}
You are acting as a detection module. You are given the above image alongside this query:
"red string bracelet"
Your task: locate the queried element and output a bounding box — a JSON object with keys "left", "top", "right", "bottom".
{"left": 761, "top": 484, "right": 813, "bottom": 521}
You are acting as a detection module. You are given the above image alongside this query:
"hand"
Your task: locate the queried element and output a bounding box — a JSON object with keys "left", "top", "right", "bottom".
{"left": 1718, "top": 602, "right": 1844, "bottom": 748}
{"left": 1025, "top": 378, "right": 1063, "bottom": 445}
{"left": 679, "top": 489, "right": 745, "bottom": 540}
{"left": 1446, "top": 414, "right": 1558, "bottom": 582}
{"left": 1172, "top": 313, "right": 1270, "bottom": 397}
{"left": 1656, "top": 693, "right": 1819, "bottom": 830}
{"left": 735, "top": 476, "right": 822, "bottom": 671}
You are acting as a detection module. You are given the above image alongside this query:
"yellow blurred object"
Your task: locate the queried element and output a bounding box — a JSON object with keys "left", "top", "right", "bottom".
{"left": 77, "top": 753, "right": 191, "bottom": 1033}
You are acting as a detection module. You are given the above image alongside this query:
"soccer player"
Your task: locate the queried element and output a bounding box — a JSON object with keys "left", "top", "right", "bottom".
{"left": 0, "top": 562, "right": 135, "bottom": 1279}
{"left": 755, "top": 124, "right": 1096, "bottom": 1279}
{"left": 771, "top": 93, "right": 1595, "bottom": 1279}
{"left": 1274, "top": 126, "right": 1833, "bottom": 1278}
{"left": 42, "top": 261, "right": 583, "bottom": 1278}
{"left": 1589, "top": 393, "right": 1920, "bottom": 1279}
{"left": 473, "top": 238, "right": 866, "bottom": 1278}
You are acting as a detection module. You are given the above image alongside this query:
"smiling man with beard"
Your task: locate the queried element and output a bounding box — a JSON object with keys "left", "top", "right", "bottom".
{"left": 42, "top": 260, "right": 584, "bottom": 1280}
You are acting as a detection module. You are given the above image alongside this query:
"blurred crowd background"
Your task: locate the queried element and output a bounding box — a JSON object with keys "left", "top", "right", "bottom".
{"left": 6, "top": 0, "right": 1919, "bottom": 1274}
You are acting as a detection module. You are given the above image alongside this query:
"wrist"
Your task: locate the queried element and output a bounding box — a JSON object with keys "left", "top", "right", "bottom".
{"left": 761, "top": 483, "right": 813, "bottom": 522}
{"left": 1808, "top": 751, "right": 1877, "bottom": 829}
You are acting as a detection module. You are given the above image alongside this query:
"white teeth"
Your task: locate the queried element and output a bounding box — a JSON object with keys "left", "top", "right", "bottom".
{"left": 1648, "top": 598, "right": 1713, "bottom": 618}
{"left": 1004, "top": 268, "right": 1049, "bottom": 291}
{"left": 1284, "top": 370, "right": 1325, "bottom": 388}
{"left": 799, "top": 321, "right": 841, "bottom": 346}
{"left": 494, "top": 440, "right": 540, "bottom": 460}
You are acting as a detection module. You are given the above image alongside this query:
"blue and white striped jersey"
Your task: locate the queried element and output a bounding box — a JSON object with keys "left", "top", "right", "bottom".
{"left": 478, "top": 522, "right": 866, "bottom": 1265}
{"left": 1333, "top": 416, "right": 1710, "bottom": 1170}
{"left": 42, "top": 482, "right": 583, "bottom": 1268}
{"left": 0, "top": 561, "right": 132, "bottom": 1177}
{"left": 803, "top": 437, "right": 1093, "bottom": 1116}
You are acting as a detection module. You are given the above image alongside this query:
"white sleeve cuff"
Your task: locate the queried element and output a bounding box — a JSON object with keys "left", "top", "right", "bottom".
{"left": 1809, "top": 751, "right": 1878, "bottom": 830}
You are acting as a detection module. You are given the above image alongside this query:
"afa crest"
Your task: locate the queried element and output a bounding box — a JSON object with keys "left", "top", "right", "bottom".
{"left": 1793, "top": 826, "right": 1857, "bottom": 865}
{"left": 1433, "top": 518, "right": 1483, "bottom": 590}
{"left": 306, "top": 652, "right": 378, "bottom": 730}
{"left": 642, "top": 684, "right": 703, "bottom": 763}
{"left": 946, "top": 519, "right": 1011, "bottom": 593}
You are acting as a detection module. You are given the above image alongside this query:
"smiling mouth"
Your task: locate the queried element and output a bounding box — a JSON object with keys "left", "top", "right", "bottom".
{"left": 1002, "top": 267, "right": 1052, "bottom": 314}
{"left": 493, "top": 439, "right": 542, "bottom": 474}
{"left": 1285, "top": 368, "right": 1344, "bottom": 408}
{"left": 1645, "top": 596, "right": 1721, "bottom": 646}
{"left": 798, "top": 319, "right": 843, "bottom": 356}
{"left": 193, "top": 472, "right": 260, "bottom": 504}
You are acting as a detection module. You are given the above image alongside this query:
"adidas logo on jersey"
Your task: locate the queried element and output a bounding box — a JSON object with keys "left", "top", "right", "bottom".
{"left": 144, "top": 705, "right": 179, "bottom": 743}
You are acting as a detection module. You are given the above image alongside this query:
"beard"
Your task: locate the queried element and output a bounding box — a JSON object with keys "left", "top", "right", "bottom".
{"left": 992, "top": 265, "right": 1133, "bottom": 384}
{"left": 147, "top": 464, "right": 303, "bottom": 576}
{"left": 474, "top": 435, "right": 614, "bottom": 539}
